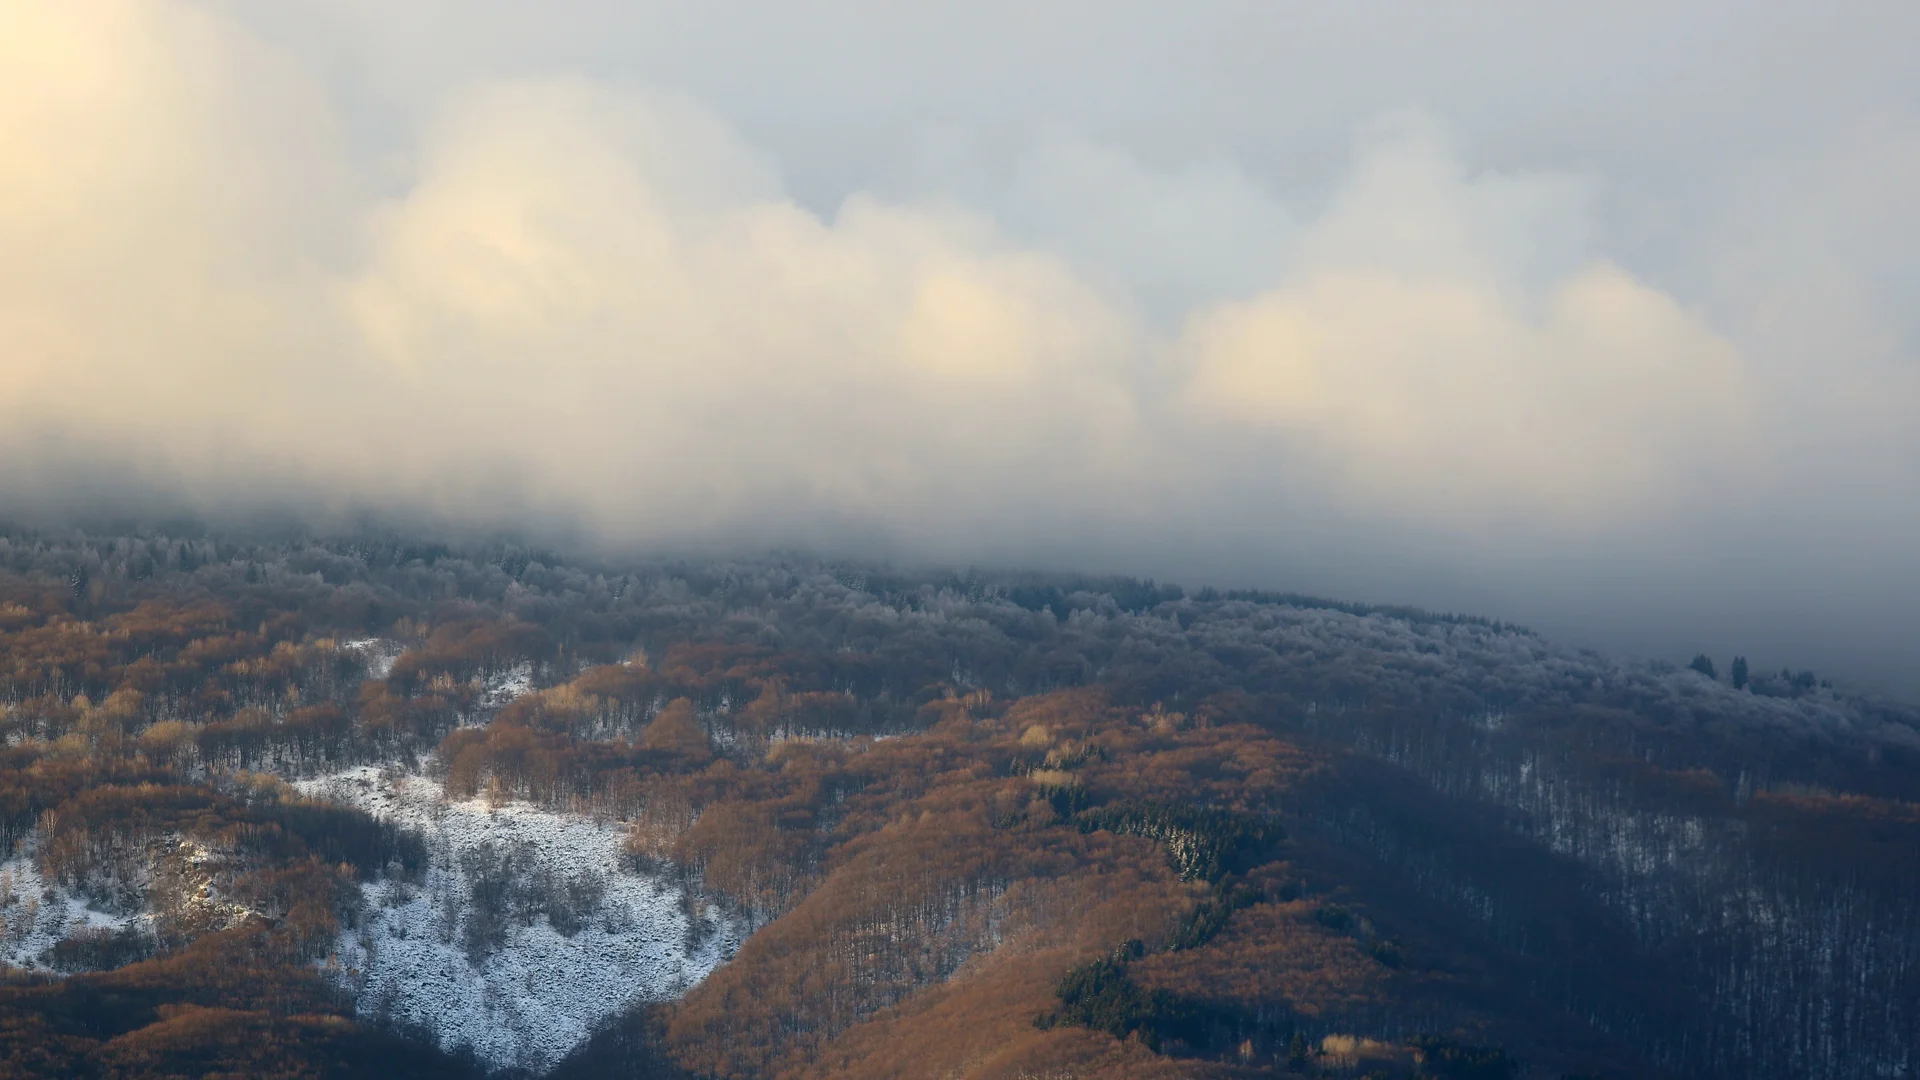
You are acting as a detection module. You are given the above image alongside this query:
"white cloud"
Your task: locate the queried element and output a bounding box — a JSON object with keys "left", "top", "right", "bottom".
{"left": 335, "top": 79, "right": 1152, "bottom": 539}
{"left": 1181, "top": 124, "right": 1750, "bottom": 522}
{"left": 2, "top": 0, "right": 1916, "bottom": 693}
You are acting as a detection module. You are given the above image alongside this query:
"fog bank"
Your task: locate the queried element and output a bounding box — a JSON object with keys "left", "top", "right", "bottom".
{"left": 2, "top": 0, "right": 1915, "bottom": 696}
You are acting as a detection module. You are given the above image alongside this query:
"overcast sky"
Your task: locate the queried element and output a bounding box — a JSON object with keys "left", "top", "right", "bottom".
{"left": 3, "top": 0, "right": 1916, "bottom": 695}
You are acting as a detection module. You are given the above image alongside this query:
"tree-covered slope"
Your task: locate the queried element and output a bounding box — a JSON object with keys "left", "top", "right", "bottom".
{"left": 1, "top": 527, "right": 1914, "bottom": 1078}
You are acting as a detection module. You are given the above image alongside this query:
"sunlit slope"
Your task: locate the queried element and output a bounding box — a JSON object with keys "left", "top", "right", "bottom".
{"left": 2, "top": 531, "right": 1914, "bottom": 1077}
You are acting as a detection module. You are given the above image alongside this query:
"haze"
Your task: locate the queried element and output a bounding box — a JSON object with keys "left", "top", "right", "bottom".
{"left": 2, "top": 1, "right": 1915, "bottom": 695}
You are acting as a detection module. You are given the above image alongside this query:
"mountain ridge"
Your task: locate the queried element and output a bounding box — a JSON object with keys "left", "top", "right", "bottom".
{"left": 2, "top": 527, "right": 1914, "bottom": 1078}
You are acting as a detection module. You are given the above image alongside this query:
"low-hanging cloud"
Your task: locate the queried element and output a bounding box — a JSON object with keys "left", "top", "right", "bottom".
{"left": 3, "top": 0, "right": 1916, "bottom": 695}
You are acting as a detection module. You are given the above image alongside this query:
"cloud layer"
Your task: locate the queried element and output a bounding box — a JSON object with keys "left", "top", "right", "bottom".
{"left": 3, "top": 0, "right": 1916, "bottom": 693}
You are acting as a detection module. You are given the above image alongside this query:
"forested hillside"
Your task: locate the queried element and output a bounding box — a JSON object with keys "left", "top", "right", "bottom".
{"left": 1, "top": 528, "right": 1914, "bottom": 1079}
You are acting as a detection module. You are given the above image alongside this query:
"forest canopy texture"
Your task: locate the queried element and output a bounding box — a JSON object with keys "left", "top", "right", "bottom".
{"left": 1, "top": 527, "right": 1915, "bottom": 1079}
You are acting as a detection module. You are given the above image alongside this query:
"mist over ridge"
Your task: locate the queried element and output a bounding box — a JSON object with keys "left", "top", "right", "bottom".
{"left": 4, "top": 9, "right": 1915, "bottom": 1067}
{"left": 2, "top": 0, "right": 1916, "bottom": 698}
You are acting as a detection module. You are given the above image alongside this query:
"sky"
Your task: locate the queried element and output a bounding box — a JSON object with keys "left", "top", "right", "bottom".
{"left": 2, "top": 0, "right": 1916, "bottom": 695}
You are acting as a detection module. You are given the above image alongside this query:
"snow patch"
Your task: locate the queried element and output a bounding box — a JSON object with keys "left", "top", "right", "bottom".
{"left": 298, "top": 766, "right": 736, "bottom": 1074}
{"left": 1, "top": 844, "right": 142, "bottom": 971}
{"left": 480, "top": 662, "right": 534, "bottom": 711}
{"left": 342, "top": 638, "right": 405, "bottom": 681}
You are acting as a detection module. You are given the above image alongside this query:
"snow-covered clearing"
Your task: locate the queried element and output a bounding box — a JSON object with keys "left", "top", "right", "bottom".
{"left": 298, "top": 766, "right": 738, "bottom": 1074}
{"left": 341, "top": 637, "right": 405, "bottom": 681}
{"left": 479, "top": 662, "right": 535, "bottom": 711}
{"left": 0, "top": 847, "right": 141, "bottom": 970}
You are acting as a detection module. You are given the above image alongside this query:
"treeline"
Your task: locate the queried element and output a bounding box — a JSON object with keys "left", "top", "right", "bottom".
{"left": 5, "top": 527, "right": 1911, "bottom": 766}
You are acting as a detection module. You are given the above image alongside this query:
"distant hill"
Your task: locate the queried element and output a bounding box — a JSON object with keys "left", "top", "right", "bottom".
{"left": 2, "top": 528, "right": 1914, "bottom": 1079}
